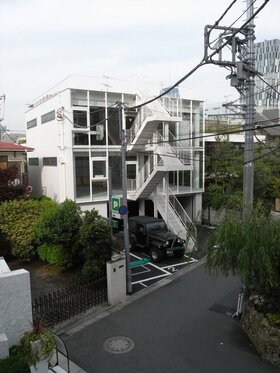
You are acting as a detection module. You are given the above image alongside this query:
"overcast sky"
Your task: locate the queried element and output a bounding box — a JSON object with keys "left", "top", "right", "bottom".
{"left": 0, "top": 0, "right": 279, "bottom": 131}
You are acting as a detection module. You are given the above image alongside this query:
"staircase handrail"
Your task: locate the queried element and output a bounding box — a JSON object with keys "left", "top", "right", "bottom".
{"left": 137, "top": 152, "right": 163, "bottom": 189}
{"left": 167, "top": 187, "right": 197, "bottom": 240}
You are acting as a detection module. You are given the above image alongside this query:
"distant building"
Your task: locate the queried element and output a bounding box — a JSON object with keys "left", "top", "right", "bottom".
{"left": 255, "top": 39, "right": 280, "bottom": 110}
{"left": 25, "top": 77, "right": 205, "bottom": 247}
{"left": 0, "top": 141, "right": 33, "bottom": 197}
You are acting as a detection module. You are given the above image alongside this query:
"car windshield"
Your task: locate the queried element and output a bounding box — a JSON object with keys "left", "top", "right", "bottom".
{"left": 146, "top": 222, "right": 167, "bottom": 233}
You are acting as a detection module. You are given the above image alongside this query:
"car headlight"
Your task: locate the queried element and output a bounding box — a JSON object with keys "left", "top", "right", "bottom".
{"left": 177, "top": 238, "right": 181, "bottom": 243}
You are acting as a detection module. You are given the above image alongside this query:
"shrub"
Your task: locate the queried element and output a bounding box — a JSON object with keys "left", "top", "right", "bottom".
{"left": 38, "top": 243, "right": 73, "bottom": 266}
{"left": 19, "top": 320, "right": 56, "bottom": 366}
{"left": 0, "top": 345, "right": 29, "bottom": 373}
{"left": 34, "top": 200, "right": 81, "bottom": 248}
{"left": 266, "top": 313, "right": 280, "bottom": 327}
{"left": 79, "top": 209, "right": 111, "bottom": 278}
{"left": 0, "top": 198, "right": 57, "bottom": 261}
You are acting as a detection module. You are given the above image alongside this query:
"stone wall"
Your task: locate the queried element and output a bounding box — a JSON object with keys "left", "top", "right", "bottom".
{"left": 241, "top": 299, "right": 280, "bottom": 367}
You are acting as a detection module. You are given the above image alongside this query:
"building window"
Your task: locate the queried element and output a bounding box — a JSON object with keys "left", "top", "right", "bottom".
{"left": 0, "top": 155, "right": 8, "bottom": 169}
{"left": 109, "top": 154, "right": 122, "bottom": 194}
{"left": 73, "top": 133, "right": 89, "bottom": 146}
{"left": 108, "top": 108, "right": 120, "bottom": 145}
{"left": 92, "top": 180, "right": 107, "bottom": 198}
{"left": 75, "top": 155, "right": 90, "bottom": 198}
{"left": 73, "top": 110, "right": 87, "bottom": 128}
{"left": 28, "top": 158, "right": 39, "bottom": 166}
{"left": 92, "top": 160, "right": 106, "bottom": 178}
{"left": 27, "top": 118, "right": 37, "bottom": 129}
{"left": 41, "top": 110, "right": 55, "bottom": 124}
{"left": 43, "top": 157, "right": 57, "bottom": 166}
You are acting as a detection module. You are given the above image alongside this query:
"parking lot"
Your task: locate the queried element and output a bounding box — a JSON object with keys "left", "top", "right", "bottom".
{"left": 130, "top": 251, "right": 197, "bottom": 293}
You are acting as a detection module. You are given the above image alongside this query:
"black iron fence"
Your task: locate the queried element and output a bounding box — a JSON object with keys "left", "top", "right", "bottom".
{"left": 32, "top": 277, "right": 107, "bottom": 327}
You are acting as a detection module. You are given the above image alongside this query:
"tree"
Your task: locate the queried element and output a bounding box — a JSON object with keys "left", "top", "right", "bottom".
{"left": 206, "top": 205, "right": 280, "bottom": 297}
{"left": 0, "top": 165, "right": 26, "bottom": 202}
{"left": 79, "top": 209, "right": 111, "bottom": 278}
{"left": 33, "top": 200, "right": 82, "bottom": 266}
{"left": 0, "top": 197, "right": 56, "bottom": 261}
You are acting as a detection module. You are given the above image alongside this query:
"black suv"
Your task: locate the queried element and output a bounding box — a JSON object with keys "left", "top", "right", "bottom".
{"left": 129, "top": 216, "right": 185, "bottom": 262}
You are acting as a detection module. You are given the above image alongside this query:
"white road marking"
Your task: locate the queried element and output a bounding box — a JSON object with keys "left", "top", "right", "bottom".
{"left": 139, "top": 282, "right": 148, "bottom": 288}
{"left": 131, "top": 265, "right": 151, "bottom": 277}
{"left": 161, "top": 260, "right": 196, "bottom": 269}
{"left": 132, "top": 273, "right": 170, "bottom": 285}
{"left": 130, "top": 253, "right": 170, "bottom": 275}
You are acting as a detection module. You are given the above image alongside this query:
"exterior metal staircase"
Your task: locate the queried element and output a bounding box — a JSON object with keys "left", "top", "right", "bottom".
{"left": 156, "top": 188, "right": 197, "bottom": 251}
{"left": 127, "top": 98, "right": 180, "bottom": 151}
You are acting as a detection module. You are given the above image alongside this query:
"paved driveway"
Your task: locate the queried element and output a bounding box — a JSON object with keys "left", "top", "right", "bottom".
{"left": 62, "top": 264, "right": 279, "bottom": 373}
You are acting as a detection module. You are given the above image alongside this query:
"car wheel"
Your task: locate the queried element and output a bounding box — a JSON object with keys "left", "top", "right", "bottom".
{"left": 174, "top": 249, "right": 185, "bottom": 258}
{"left": 150, "top": 248, "right": 163, "bottom": 263}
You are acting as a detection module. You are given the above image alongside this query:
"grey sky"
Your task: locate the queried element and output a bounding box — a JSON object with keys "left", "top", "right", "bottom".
{"left": 0, "top": 0, "right": 279, "bottom": 131}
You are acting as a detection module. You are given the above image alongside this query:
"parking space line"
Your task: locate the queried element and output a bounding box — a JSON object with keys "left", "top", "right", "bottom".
{"left": 130, "top": 253, "right": 171, "bottom": 275}
{"left": 132, "top": 273, "right": 170, "bottom": 285}
{"left": 161, "top": 260, "right": 195, "bottom": 269}
{"left": 131, "top": 265, "right": 151, "bottom": 277}
{"left": 139, "top": 282, "right": 148, "bottom": 288}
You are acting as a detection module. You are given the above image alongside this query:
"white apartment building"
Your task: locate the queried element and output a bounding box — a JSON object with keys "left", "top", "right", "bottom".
{"left": 25, "top": 78, "right": 204, "bottom": 246}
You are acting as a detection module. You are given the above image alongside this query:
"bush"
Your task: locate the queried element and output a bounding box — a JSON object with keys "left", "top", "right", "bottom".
{"left": 34, "top": 200, "right": 81, "bottom": 248}
{"left": 79, "top": 209, "right": 111, "bottom": 278}
{"left": 266, "top": 313, "right": 280, "bottom": 327}
{"left": 0, "top": 198, "right": 57, "bottom": 261}
{"left": 0, "top": 345, "right": 29, "bottom": 373}
{"left": 38, "top": 243, "right": 73, "bottom": 266}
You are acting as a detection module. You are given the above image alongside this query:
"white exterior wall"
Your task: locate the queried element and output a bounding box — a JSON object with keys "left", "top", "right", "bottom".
{"left": 26, "top": 90, "right": 74, "bottom": 202}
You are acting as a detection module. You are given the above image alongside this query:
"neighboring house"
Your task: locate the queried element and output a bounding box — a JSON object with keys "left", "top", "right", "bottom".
{"left": 0, "top": 141, "right": 33, "bottom": 198}
{"left": 25, "top": 78, "right": 205, "bottom": 246}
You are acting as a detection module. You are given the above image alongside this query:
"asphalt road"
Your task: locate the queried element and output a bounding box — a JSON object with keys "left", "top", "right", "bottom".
{"left": 62, "top": 264, "right": 278, "bottom": 373}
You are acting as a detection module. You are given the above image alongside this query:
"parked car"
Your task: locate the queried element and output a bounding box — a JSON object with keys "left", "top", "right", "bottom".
{"left": 129, "top": 216, "right": 185, "bottom": 262}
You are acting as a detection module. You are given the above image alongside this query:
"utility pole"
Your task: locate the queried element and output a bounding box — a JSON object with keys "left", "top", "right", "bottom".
{"left": 204, "top": 0, "right": 258, "bottom": 218}
{"left": 118, "top": 102, "right": 132, "bottom": 294}
{"left": 242, "top": 0, "right": 255, "bottom": 217}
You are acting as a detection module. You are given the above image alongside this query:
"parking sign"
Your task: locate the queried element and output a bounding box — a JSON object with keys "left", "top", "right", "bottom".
{"left": 112, "top": 197, "right": 121, "bottom": 218}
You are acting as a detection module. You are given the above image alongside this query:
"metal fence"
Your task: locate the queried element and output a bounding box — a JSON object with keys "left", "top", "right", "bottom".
{"left": 32, "top": 277, "right": 107, "bottom": 327}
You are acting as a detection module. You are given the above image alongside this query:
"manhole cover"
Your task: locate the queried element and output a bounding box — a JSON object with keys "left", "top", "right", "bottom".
{"left": 103, "top": 336, "right": 135, "bottom": 354}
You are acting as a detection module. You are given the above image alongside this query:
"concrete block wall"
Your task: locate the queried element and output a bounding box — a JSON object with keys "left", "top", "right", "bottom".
{"left": 0, "top": 268, "right": 33, "bottom": 347}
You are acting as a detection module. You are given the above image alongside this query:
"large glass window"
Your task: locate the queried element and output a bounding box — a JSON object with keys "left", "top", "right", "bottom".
{"left": 73, "top": 110, "right": 87, "bottom": 128}
{"left": 73, "top": 133, "right": 88, "bottom": 145}
{"left": 75, "top": 155, "right": 90, "bottom": 198}
{"left": 90, "top": 107, "right": 106, "bottom": 145}
{"left": 109, "top": 154, "right": 121, "bottom": 194}
{"left": 179, "top": 171, "right": 190, "bottom": 192}
{"left": 92, "top": 160, "right": 106, "bottom": 178}
{"left": 169, "top": 171, "right": 177, "bottom": 192}
{"left": 108, "top": 108, "right": 120, "bottom": 145}
{"left": 92, "top": 180, "right": 107, "bottom": 198}
{"left": 127, "top": 163, "right": 136, "bottom": 191}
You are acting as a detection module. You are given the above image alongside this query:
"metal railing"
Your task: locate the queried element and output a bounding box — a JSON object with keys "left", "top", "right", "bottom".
{"left": 167, "top": 130, "right": 192, "bottom": 165}
{"left": 32, "top": 277, "right": 107, "bottom": 328}
{"left": 168, "top": 187, "right": 197, "bottom": 242}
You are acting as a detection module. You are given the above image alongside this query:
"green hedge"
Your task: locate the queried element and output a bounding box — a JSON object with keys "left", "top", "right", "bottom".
{"left": 38, "top": 243, "right": 73, "bottom": 266}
